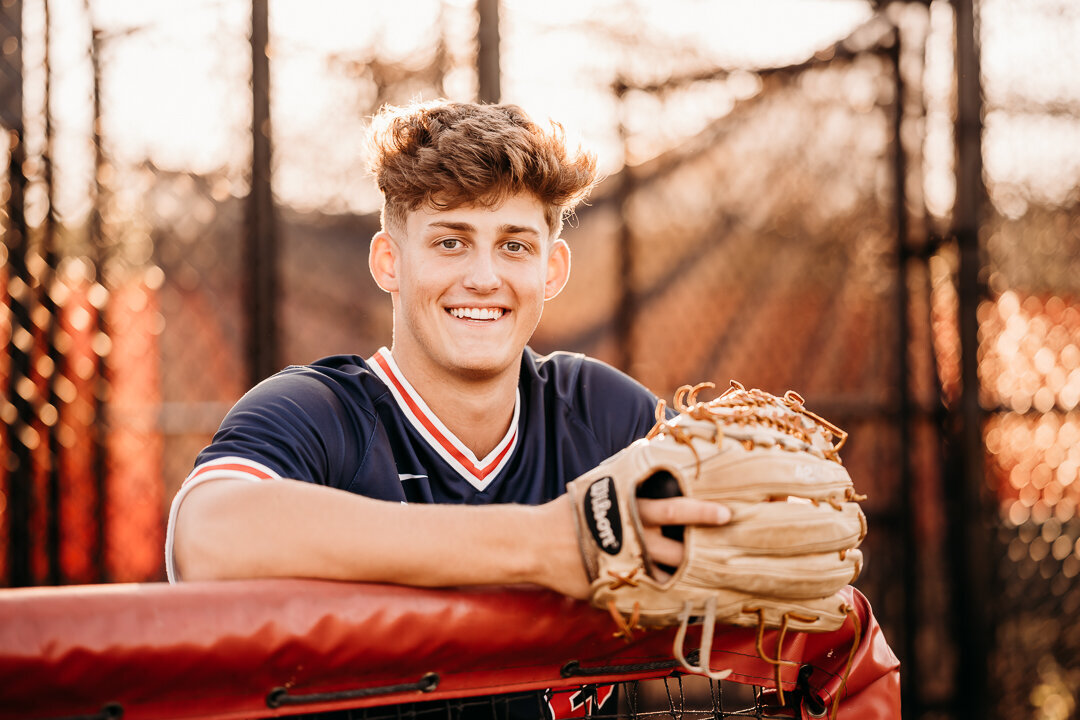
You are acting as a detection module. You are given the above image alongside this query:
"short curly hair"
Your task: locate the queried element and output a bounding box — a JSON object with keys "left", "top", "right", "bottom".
{"left": 368, "top": 100, "right": 598, "bottom": 237}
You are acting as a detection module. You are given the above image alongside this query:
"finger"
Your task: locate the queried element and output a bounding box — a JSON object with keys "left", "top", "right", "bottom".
{"left": 641, "top": 526, "right": 686, "bottom": 569}
{"left": 638, "top": 497, "right": 731, "bottom": 527}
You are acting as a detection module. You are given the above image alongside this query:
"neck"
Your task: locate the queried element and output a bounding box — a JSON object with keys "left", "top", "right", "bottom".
{"left": 388, "top": 351, "right": 521, "bottom": 459}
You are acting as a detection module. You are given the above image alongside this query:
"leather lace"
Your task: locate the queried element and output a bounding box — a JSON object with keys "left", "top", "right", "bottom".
{"left": 606, "top": 599, "right": 643, "bottom": 640}
{"left": 744, "top": 606, "right": 817, "bottom": 706}
{"left": 672, "top": 598, "right": 733, "bottom": 681}
{"left": 829, "top": 603, "right": 862, "bottom": 720}
{"left": 647, "top": 380, "right": 850, "bottom": 466}
{"left": 664, "top": 601, "right": 862, "bottom": 720}
{"left": 749, "top": 603, "right": 862, "bottom": 720}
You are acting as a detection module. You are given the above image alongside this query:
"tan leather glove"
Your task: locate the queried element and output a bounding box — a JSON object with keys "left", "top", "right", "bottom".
{"left": 565, "top": 381, "right": 866, "bottom": 681}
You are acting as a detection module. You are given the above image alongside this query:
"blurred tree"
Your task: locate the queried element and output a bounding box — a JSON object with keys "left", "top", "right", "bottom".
{"left": 327, "top": 8, "right": 450, "bottom": 114}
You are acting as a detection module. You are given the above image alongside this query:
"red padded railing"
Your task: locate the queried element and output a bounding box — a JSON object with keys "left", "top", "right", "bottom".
{"left": 0, "top": 580, "right": 899, "bottom": 720}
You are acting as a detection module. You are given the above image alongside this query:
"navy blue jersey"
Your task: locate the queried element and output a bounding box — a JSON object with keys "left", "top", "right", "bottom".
{"left": 166, "top": 346, "right": 662, "bottom": 581}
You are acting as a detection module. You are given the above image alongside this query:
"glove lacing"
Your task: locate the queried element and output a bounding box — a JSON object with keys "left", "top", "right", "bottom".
{"left": 669, "top": 600, "right": 861, "bottom": 720}
{"left": 747, "top": 603, "right": 862, "bottom": 720}
{"left": 647, "top": 381, "right": 851, "bottom": 469}
{"left": 605, "top": 599, "right": 643, "bottom": 640}
{"left": 672, "top": 596, "right": 733, "bottom": 680}
{"left": 830, "top": 603, "right": 862, "bottom": 720}
{"left": 605, "top": 568, "right": 645, "bottom": 640}
{"left": 746, "top": 606, "right": 813, "bottom": 706}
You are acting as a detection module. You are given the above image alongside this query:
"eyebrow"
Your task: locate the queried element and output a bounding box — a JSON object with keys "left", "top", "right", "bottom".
{"left": 428, "top": 221, "right": 543, "bottom": 237}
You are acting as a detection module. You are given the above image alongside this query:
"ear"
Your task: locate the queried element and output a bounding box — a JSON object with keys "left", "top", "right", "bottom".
{"left": 544, "top": 238, "right": 571, "bottom": 301}
{"left": 369, "top": 231, "right": 399, "bottom": 293}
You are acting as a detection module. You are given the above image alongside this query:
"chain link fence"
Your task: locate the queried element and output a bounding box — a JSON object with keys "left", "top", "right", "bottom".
{"left": 3, "top": 1, "right": 1080, "bottom": 718}
{"left": 528, "top": 8, "right": 956, "bottom": 716}
{"left": 977, "top": 0, "right": 1080, "bottom": 715}
{"left": 1, "top": 0, "right": 252, "bottom": 584}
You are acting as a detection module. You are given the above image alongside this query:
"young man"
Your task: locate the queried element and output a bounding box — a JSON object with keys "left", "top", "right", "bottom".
{"left": 166, "top": 100, "right": 729, "bottom": 600}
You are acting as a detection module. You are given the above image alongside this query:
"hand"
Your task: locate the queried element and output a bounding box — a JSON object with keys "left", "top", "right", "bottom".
{"left": 638, "top": 498, "right": 732, "bottom": 580}
{"left": 536, "top": 494, "right": 731, "bottom": 600}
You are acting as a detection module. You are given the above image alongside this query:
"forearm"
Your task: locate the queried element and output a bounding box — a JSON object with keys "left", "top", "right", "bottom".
{"left": 173, "top": 478, "right": 588, "bottom": 596}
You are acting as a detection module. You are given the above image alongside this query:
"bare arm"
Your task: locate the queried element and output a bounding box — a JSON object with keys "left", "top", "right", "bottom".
{"left": 175, "top": 478, "right": 582, "bottom": 595}
{"left": 173, "top": 478, "right": 729, "bottom": 599}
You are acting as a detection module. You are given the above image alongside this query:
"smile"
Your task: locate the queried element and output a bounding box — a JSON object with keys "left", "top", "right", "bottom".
{"left": 448, "top": 307, "right": 505, "bottom": 321}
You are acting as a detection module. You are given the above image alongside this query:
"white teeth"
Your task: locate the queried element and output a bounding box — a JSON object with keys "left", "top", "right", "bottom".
{"left": 449, "top": 307, "right": 504, "bottom": 321}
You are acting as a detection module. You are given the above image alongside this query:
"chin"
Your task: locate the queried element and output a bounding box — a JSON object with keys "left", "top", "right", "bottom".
{"left": 448, "top": 351, "right": 515, "bottom": 380}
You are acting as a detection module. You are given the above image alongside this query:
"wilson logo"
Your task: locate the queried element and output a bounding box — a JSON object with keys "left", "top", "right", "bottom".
{"left": 585, "top": 477, "right": 622, "bottom": 554}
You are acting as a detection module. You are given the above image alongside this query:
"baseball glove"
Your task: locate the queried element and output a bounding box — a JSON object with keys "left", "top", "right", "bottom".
{"left": 565, "top": 380, "right": 866, "bottom": 702}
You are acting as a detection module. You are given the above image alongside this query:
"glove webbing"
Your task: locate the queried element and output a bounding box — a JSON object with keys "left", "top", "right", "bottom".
{"left": 709, "top": 381, "right": 848, "bottom": 465}
{"left": 646, "top": 381, "right": 850, "bottom": 469}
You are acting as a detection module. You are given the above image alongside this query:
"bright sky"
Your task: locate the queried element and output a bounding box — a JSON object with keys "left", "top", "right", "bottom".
{"left": 29, "top": 0, "right": 872, "bottom": 220}
{"left": 22, "top": 0, "right": 1080, "bottom": 221}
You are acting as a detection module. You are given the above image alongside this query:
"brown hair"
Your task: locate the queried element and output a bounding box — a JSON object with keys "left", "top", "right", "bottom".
{"left": 368, "top": 100, "right": 598, "bottom": 237}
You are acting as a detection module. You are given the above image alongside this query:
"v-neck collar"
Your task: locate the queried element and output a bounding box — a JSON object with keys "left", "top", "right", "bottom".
{"left": 368, "top": 347, "right": 520, "bottom": 492}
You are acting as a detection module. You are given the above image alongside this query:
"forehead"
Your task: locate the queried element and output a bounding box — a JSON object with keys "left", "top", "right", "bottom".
{"left": 403, "top": 194, "right": 551, "bottom": 238}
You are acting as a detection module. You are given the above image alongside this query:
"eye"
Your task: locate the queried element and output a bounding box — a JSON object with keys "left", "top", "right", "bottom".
{"left": 438, "top": 238, "right": 462, "bottom": 250}
{"left": 504, "top": 240, "right": 527, "bottom": 254}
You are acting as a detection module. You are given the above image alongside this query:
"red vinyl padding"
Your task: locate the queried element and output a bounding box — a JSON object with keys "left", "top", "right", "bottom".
{"left": 0, "top": 580, "right": 899, "bottom": 719}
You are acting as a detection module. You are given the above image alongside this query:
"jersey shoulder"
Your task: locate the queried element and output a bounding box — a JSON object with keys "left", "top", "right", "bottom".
{"left": 195, "top": 355, "right": 389, "bottom": 486}
{"left": 523, "top": 347, "right": 661, "bottom": 451}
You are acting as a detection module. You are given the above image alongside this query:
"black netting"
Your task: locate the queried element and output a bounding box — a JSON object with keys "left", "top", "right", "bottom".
{"left": 278, "top": 676, "right": 806, "bottom": 720}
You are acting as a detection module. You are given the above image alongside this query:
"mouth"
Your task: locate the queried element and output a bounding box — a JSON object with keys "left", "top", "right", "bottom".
{"left": 447, "top": 307, "right": 506, "bottom": 321}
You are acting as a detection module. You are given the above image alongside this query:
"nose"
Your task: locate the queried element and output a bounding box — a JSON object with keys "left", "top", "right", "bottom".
{"left": 462, "top": 250, "right": 501, "bottom": 293}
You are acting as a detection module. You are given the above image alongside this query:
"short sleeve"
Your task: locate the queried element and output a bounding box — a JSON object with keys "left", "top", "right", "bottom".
{"left": 191, "top": 370, "right": 370, "bottom": 486}
{"left": 164, "top": 367, "right": 375, "bottom": 582}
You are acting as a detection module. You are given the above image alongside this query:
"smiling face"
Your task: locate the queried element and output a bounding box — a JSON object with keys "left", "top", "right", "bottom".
{"left": 369, "top": 193, "right": 571, "bottom": 385}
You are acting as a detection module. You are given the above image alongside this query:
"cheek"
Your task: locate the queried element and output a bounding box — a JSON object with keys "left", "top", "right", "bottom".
{"left": 508, "top": 260, "right": 550, "bottom": 296}
{"left": 397, "top": 257, "right": 441, "bottom": 298}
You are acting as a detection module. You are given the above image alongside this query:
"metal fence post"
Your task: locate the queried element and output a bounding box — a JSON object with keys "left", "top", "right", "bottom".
{"left": 951, "top": 0, "right": 990, "bottom": 716}
{"left": 1, "top": 0, "right": 31, "bottom": 588}
{"left": 476, "top": 0, "right": 500, "bottom": 104}
{"left": 246, "top": 0, "right": 279, "bottom": 385}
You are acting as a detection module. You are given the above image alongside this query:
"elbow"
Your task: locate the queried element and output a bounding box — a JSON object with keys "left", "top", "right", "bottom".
{"left": 172, "top": 482, "right": 242, "bottom": 581}
{"left": 173, "top": 532, "right": 224, "bottom": 581}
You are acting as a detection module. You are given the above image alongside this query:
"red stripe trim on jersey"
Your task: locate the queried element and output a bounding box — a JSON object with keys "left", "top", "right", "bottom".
{"left": 371, "top": 350, "right": 515, "bottom": 481}
{"left": 184, "top": 462, "right": 275, "bottom": 486}
{"left": 481, "top": 431, "right": 516, "bottom": 479}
